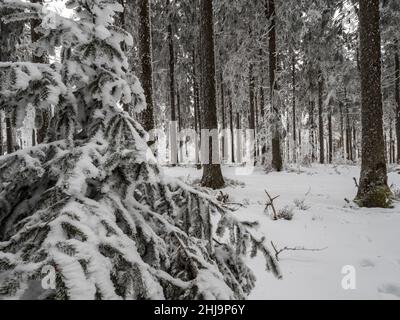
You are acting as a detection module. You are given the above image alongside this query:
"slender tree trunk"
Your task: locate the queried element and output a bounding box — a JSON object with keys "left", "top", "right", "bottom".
{"left": 193, "top": 49, "right": 201, "bottom": 132}
{"left": 236, "top": 112, "right": 242, "bottom": 164}
{"left": 249, "top": 64, "right": 256, "bottom": 164}
{"left": 395, "top": 42, "right": 400, "bottom": 164}
{"left": 31, "top": 0, "right": 49, "bottom": 144}
{"left": 353, "top": 122, "right": 357, "bottom": 161}
{"left": 220, "top": 73, "right": 226, "bottom": 161}
{"left": 255, "top": 87, "right": 259, "bottom": 160}
{"left": 318, "top": 70, "right": 325, "bottom": 164}
{"left": 137, "top": 0, "right": 155, "bottom": 132}
{"left": 266, "top": 0, "right": 282, "bottom": 171}
{"left": 5, "top": 116, "right": 13, "bottom": 154}
{"left": 345, "top": 101, "right": 352, "bottom": 161}
{"left": 292, "top": 54, "right": 297, "bottom": 162}
{"left": 192, "top": 49, "right": 201, "bottom": 166}
{"left": 200, "top": 0, "right": 224, "bottom": 189}
{"left": 32, "top": 129, "right": 36, "bottom": 147}
{"left": 1, "top": 8, "right": 23, "bottom": 153}
{"left": 339, "top": 101, "right": 345, "bottom": 159}
{"left": 356, "top": 0, "right": 391, "bottom": 207}
{"left": 390, "top": 122, "right": 395, "bottom": 164}
{"left": 0, "top": 112, "right": 3, "bottom": 155}
{"left": 259, "top": 85, "right": 267, "bottom": 160}
{"left": 229, "top": 91, "right": 235, "bottom": 163}
{"left": 177, "top": 90, "right": 184, "bottom": 163}
{"left": 328, "top": 110, "right": 333, "bottom": 164}
{"left": 167, "top": 3, "right": 178, "bottom": 165}
{"left": 310, "top": 98, "right": 316, "bottom": 162}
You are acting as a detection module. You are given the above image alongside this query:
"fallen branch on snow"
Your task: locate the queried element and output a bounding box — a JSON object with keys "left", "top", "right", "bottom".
{"left": 270, "top": 241, "right": 328, "bottom": 261}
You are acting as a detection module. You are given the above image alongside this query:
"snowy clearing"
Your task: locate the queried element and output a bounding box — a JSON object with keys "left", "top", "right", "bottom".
{"left": 163, "top": 165, "right": 400, "bottom": 300}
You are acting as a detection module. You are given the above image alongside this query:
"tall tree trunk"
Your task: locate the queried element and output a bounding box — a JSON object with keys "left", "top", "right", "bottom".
{"left": 266, "top": 0, "right": 283, "bottom": 171}
{"left": 229, "top": 91, "right": 235, "bottom": 163}
{"left": 390, "top": 122, "right": 395, "bottom": 164}
{"left": 328, "top": 110, "right": 333, "bottom": 164}
{"left": 255, "top": 87, "right": 259, "bottom": 160}
{"left": 137, "top": 0, "right": 155, "bottom": 132}
{"left": 5, "top": 116, "right": 13, "bottom": 154}
{"left": 395, "top": 42, "right": 400, "bottom": 164}
{"left": 193, "top": 49, "right": 201, "bottom": 166}
{"left": 200, "top": 0, "right": 224, "bottom": 189}
{"left": 220, "top": 73, "right": 226, "bottom": 161}
{"left": 318, "top": 70, "right": 325, "bottom": 164}
{"left": 346, "top": 104, "right": 353, "bottom": 161}
{"left": 249, "top": 64, "right": 256, "bottom": 164}
{"left": 339, "top": 101, "right": 345, "bottom": 159}
{"left": 1, "top": 8, "right": 23, "bottom": 154}
{"left": 0, "top": 112, "right": 3, "bottom": 155}
{"left": 310, "top": 98, "right": 316, "bottom": 162}
{"left": 177, "top": 89, "right": 183, "bottom": 163}
{"left": 31, "top": 0, "right": 49, "bottom": 144}
{"left": 167, "top": 3, "right": 178, "bottom": 165}
{"left": 236, "top": 112, "right": 242, "bottom": 164}
{"left": 356, "top": 0, "right": 391, "bottom": 207}
{"left": 292, "top": 54, "right": 297, "bottom": 162}
{"left": 259, "top": 85, "right": 267, "bottom": 160}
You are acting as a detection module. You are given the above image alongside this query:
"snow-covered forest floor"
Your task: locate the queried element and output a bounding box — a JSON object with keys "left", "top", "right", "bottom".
{"left": 164, "top": 165, "right": 400, "bottom": 300}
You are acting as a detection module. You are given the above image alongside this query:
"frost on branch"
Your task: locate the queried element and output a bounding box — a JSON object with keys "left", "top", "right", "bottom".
{"left": 0, "top": 134, "right": 280, "bottom": 300}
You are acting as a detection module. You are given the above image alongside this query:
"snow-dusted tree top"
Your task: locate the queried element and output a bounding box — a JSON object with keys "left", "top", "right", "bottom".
{"left": 0, "top": 0, "right": 279, "bottom": 300}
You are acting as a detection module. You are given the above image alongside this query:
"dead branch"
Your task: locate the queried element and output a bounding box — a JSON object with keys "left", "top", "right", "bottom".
{"left": 271, "top": 241, "right": 328, "bottom": 261}
{"left": 353, "top": 177, "right": 359, "bottom": 188}
{"left": 265, "top": 190, "right": 280, "bottom": 220}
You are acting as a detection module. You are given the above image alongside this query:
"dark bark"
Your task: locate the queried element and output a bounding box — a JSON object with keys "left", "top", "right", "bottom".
{"left": 249, "top": 64, "right": 256, "bottom": 164}
{"left": 177, "top": 89, "right": 183, "bottom": 162}
{"left": 200, "top": 0, "right": 224, "bottom": 189}
{"left": 395, "top": 43, "right": 400, "bottom": 164}
{"left": 318, "top": 71, "right": 325, "bottom": 164}
{"left": 1, "top": 9, "right": 23, "bottom": 154}
{"left": 328, "top": 111, "right": 333, "bottom": 164}
{"left": 339, "top": 101, "right": 345, "bottom": 159}
{"left": 0, "top": 112, "right": 3, "bottom": 155}
{"left": 266, "top": 0, "right": 282, "bottom": 171}
{"left": 292, "top": 54, "right": 297, "bottom": 160}
{"left": 389, "top": 122, "right": 394, "bottom": 164}
{"left": 5, "top": 116, "right": 13, "bottom": 154}
{"left": 193, "top": 50, "right": 201, "bottom": 132}
{"left": 31, "top": 0, "right": 49, "bottom": 144}
{"left": 229, "top": 91, "right": 235, "bottom": 163}
{"left": 32, "top": 129, "right": 36, "bottom": 147}
{"left": 220, "top": 73, "right": 226, "bottom": 160}
{"left": 236, "top": 112, "right": 242, "bottom": 163}
{"left": 259, "top": 85, "right": 267, "bottom": 159}
{"left": 168, "top": 26, "right": 176, "bottom": 122}
{"left": 167, "top": 1, "right": 178, "bottom": 165}
{"left": 356, "top": 0, "right": 391, "bottom": 207}
{"left": 346, "top": 104, "right": 353, "bottom": 161}
{"left": 310, "top": 98, "right": 316, "bottom": 162}
{"left": 137, "top": 0, "right": 155, "bottom": 132}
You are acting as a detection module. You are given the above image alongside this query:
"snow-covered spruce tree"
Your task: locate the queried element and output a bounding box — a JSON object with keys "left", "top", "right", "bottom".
{"left": 0, "top": 0, "right": 280, "bottom": 300}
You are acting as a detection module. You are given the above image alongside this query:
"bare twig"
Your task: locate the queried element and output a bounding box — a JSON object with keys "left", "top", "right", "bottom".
{"left": 265, "top": 190, "right": 280, "bottom": 220}
{"left": 213, "top": 238, "right": 223, "bottom": 246}
{"left": 271, "top": 241, "right": 328, "bottom": 261}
